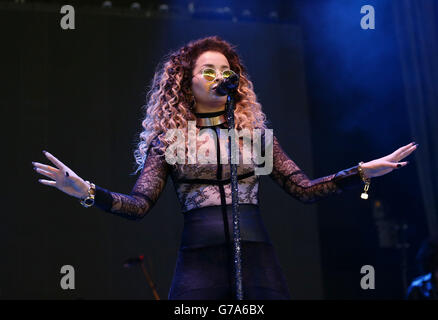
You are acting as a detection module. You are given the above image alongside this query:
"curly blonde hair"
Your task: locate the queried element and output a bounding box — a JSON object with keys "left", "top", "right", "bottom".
{"left": 132, "top": 36, "right": 267, "bottom": 175}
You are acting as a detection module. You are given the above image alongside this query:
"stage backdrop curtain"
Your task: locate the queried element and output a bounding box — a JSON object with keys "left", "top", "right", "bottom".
{"left": 393, "top": 0, "right": 438, "bottom": 237}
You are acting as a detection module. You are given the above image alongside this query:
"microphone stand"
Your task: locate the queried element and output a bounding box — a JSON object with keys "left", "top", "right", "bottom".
{"left": 123, "top": 255, "right": 160, "bottom": 300}
{"left": 216, "top": 73, "right": 243, "bottom": 300}
{"left": 139, "top": 259, "right": 161, "bottom": 300}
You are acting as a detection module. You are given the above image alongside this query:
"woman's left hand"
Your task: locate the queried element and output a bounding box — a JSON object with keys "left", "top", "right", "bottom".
{"left": 361, "top": 142, "right": 418, "bottom": 179}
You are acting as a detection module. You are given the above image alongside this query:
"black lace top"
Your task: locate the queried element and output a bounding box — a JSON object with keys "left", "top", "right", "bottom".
{"left": 92, "top": 116, "right": 364, "bottom": 220}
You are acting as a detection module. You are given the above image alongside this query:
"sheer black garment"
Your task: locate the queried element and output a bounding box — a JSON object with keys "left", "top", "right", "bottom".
{"left": 93, "top": 130, "right": 363, "bottom": 218}
{"left": 91, "top": 122, "right": 364, "bottom": 299}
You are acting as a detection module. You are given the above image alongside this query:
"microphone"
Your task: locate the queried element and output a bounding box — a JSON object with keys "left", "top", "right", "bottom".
{"left": 122, "top": 255, "right": 144, "bottom": 268}
{"left": 214, "top": 73, "right": 240, "bottom": 96}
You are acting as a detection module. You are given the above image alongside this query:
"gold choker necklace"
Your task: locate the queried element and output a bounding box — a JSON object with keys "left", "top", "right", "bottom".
{"left": 195, "top": 113, "right": 227, "bottom": 127}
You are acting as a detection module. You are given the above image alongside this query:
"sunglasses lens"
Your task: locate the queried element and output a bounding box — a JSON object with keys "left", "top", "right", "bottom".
{"left": 223, "top": 70, "right": 234, "bottom": 78}
{"left": 202, "top": 68, "right": 216, "bottom": 81}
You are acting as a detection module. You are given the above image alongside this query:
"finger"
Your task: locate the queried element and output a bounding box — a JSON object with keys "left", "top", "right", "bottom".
{"left": 43, "top": 150, "right": 67, "bottom": 170}
{"left": 394, "top": 142, "right": 415, "bottom": 155}
{"left": 38, "top": 179, "right": 57, "bottom": 186}
{"left": 34, "top": 167, "right": 56, "bottom": 180}
{"left": 399, "top": 142, "right": 415, "bottom": 150}
{"left": 32, "top": 162, "right": 58, "bottom": 173}
{"left": 397, "top": 144, "right": 418, "bottom": 161}
{"left": 403, "top": 144, "right": 418, "bottom": 155}
{"left": 394, "top": 161, "right": 409, "bottom": 169}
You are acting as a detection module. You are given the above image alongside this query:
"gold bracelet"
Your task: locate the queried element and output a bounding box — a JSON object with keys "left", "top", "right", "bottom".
{"left": 358, "top": 162, "right": 371, "bottom": 200}
{"left": 80, "top": 181, "right": 96, "bottom": 208}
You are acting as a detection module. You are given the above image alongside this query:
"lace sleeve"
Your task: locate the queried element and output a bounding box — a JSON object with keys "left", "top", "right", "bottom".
{"left": 269, "top": 136, "right": 363, "bottom": 204}
{"left": 93, "top": 137, "right": 169, "bottom": 220}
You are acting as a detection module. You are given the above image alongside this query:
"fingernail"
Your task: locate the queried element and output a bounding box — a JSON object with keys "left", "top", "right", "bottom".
{"left": 34, "top": 167, "right": 37, "bottom": 171}
{"left": 406, "top": 161, "right": 409, "bottom": 165}
{"left": 397, "top": 164, "right": 402, "bottom": 168}
{"left": 43, "top": 150, "right": 47, "bottom": 154}
{"left": 412, "top": 141, "right": 416, "bottom": 145}
{"left": 415, "top": 143, "right": 419, "bottom": 147}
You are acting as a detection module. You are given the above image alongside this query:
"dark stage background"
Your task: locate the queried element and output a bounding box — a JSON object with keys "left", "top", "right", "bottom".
{"left": 1, "top": 0, "right": 436, "bottom": 299}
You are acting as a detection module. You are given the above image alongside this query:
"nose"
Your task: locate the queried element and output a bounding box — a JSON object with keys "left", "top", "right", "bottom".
{"left": 215, "top": 74, "right": 224, "bottom": 82}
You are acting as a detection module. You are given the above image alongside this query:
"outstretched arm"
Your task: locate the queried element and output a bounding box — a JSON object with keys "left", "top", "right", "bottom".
{"left": 269, "top": 136, "right": 364, "bottom": 204}
{"left": 269, "top": 137, "right": 417, "bottom": 204}
{"left": 33, "top": 137, "right": 169, "bottom": 220}
{"left": 94, "top": 138, "right": 169, "bottom": 220}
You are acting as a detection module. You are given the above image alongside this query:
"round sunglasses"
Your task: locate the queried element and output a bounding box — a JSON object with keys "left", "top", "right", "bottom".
{"left": 196, "top": 67, "right": 237, "bottom": 82}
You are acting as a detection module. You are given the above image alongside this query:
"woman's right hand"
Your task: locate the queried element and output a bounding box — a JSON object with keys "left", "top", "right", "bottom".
{"left": 32, "top": 150, "right": 90, "bottom": 199}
